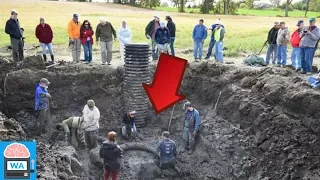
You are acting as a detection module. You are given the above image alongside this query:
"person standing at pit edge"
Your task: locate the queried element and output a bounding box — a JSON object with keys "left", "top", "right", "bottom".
{"left": 145, "top": 15, "right": 161, "bottom": 60}
{"left": 35, "top": 18, "right": 54, "bottom": 64}
{"left": 82, "top": 99, "right": 100, "bottom": 150}
{"left": 34, "top": 78, "right": 51, "bottom": 136}
{"left": 5, "top": 10, "right": 24, "bottom": 62}
{"left": 276, "top": 22, "right": 290, "bottom": 68}
{"left": 300, "top": 17, "right": 320, "bottom": 74}
{"left": 204, "top": 19, "right": 225, "bottom": 60}
{"left": 265, "top": 22, "right": 280, "bottom": 65}
{"left": 80, "top": 20, "right": 94, "bottom": 64}
{"left": 118, "top": 20, "right": 132, "bottom": 62}
{"left": 211, "top": 19, "right": 225, "bottom": 63}
{"left": 155, "top": 22, "right": 171, "bottom": 57}
{"left": 183, "top": 102, "right": 200, "bottom": 155}
{"left": 290, "top": 20, "right": 304, "bottom": 71}
{"left": 100, "top": 131, "right": 123, "bottom": 180}
{"left": 96, "top": 17, "right": 117, "bottom": 65}
{"left": 67, "top": 13, "right": 82, "bottom": 63}
{"left": 192, "top": 19, "right": 207, "bottom": 62}
{"left": 165, "top": 16, "right": 176, "bottom": 56}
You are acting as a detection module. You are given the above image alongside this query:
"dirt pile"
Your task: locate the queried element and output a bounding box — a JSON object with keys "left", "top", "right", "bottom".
{"left": 2, "top": 58, "right": 320, "bottom": 179}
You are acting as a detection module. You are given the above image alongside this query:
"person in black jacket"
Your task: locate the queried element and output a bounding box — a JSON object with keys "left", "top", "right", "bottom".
{"left": 266, "top": 22, "right": 280, "bottom": 65}
{"left": 165, "top": 16, "right": 176, "bottom": 56}
{"left": 121, "top": 110, "right": 137, "bottom": 140}
{"left": 155, "top": 22, "right": 171, "bottom": 57}
{"left": 99, "top": 131, "right": 123, "bottom": 180}
{"left": 145, "top": 15, "right": 160, "bottom": 60}
{"left": 5, "top": 10, "right": 24, "bottom": 62}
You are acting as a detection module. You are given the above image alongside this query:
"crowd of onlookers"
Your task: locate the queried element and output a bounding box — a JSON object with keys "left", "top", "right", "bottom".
{"left": 265, "top": 18, "right": 320, "bottom": 74}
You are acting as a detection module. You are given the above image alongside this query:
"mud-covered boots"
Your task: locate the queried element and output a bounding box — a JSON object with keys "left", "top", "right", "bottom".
{"left": 43, "top": 54, "right": 47, "bottom": 62}
{"left": 50, "top": 55, "right": 54, "bottom": 64}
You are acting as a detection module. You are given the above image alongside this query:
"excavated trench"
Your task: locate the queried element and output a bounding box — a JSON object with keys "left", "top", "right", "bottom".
{"left": 1, "top": 56, "right": 320, "bottom": 180}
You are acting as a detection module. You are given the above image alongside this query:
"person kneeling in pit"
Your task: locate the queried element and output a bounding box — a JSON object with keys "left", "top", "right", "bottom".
{"left": 56, "top": 116, "right": 86, "bottom": 149}
{"left": 156, "top": 131, "right": 180, "bottom": 178}
{"left": 121, "top": 110, "right": 137, "bottom": 140}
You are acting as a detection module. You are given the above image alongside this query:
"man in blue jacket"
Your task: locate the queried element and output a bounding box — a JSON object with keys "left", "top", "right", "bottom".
{"left": 204, "top": 19, "right": 225, "bottom": 60}
{"left": 34, "top": 78, "right": 51, "bottom": 135}
{"left": 155, "top": 22, "right": 171, "bottom": 58}
{"left": 156, "top": 131, "right": 180, "bottom": 178}
{"left": 192, "top": 19, "right": 207, "bottom": 62}
{"left": 183, "top": 102, "right": 200, "bottom": 154}
{"left": 5, "top": 10, "right": 24, "bottom": 62}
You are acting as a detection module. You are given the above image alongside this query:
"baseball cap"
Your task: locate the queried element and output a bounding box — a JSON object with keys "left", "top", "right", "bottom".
{"left": 215, "top": 19, "right": 222, "bottom": 25}
{"left": 165, "top": 16, "right": 171, "bottom": 20}
{"left": 310, "top": 17, "right": 316, "bottom": 22}
{"left": 154, "top": 14, "right": 160, "bottom": 19}
{"left": 184, "top": 102, "right": 192, "bottom": 109}
{"left": 129, "top": 110, "right": 136, "bottom": 115}
{"left": 297, "top": 20, "right": 303, "bottom": 26}
{"left": 40, "top": 78, "right": 50, "bottom": 85}
{"left": 11, "top": 10, "right": 18, "bottom": 15}
{"left": 73, "top": 14, "right": 79, "bottom": 19}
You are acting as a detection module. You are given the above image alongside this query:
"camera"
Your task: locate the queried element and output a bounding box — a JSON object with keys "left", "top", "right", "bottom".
{"left": 304, "top": 30, "right": 308, "bottom": 33}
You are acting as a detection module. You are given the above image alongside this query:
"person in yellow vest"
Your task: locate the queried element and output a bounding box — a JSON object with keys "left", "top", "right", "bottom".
{"left": 208, "top": 19, "right": 226, "bottom": 63}
{"left": 67, "top": 14, "right": 82, "bottom": 63}
{"left": 56, "top": 116, "right": 86, "bottom": 149}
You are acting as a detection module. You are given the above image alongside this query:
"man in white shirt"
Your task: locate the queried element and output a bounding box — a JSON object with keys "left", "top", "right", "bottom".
{"left": 82, "top": 99, "right": 100, "bottom": 150}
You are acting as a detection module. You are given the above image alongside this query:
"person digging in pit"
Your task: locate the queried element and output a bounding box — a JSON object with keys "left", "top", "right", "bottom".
{"left": 99, "top": 131, "right": 123, "bottom": 180}
{"left": 121, "top": 110, "right": 137, "bottom": 140}
{"left": 56, "top": 116, "right": 86, "bottom": 149}
{"left": 183, "top": 102, "right": 200, "bottom": 155}
{"left": 34, "top": 78, "right": 51, "bottom": 136}
{"left": 156, "top": 131, "right": 180, "bottom": 178}
{"left": 82, "top": 99, "right": 100, "bottom": 150}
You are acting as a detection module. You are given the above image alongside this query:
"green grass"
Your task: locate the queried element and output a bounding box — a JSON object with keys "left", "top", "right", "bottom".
{"left": 0, "top": 1, "right": 318, "bottom": 58}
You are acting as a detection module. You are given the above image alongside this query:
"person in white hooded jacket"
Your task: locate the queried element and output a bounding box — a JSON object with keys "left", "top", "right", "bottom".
{"left": 82, "top": 99, "right": 100, "bottom": 150}
{"left": 118, "top": 20, "right": 132, "bottom": 61}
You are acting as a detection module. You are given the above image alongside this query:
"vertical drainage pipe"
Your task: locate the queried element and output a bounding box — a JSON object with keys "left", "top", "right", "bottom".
{"left": 123, "top": 44, "right": 151, "bottom": 128}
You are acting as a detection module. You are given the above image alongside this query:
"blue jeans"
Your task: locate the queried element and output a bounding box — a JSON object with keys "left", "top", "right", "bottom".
{"left": 193, "top": 41, "right": 203, "bottom": 59}
{"left": 40, "top": 42, "right": 54, "bottom": 56}
{"left": 291, "top": 47, "right": 301, "bottom": 69}
{"left": 214, "top": 41, "right": 224, "bottom": 62}
{"left": 82, "top": 40, "right": 92, "bottom": 63}
{"left": 266, "top": 44, "right": 277, "bottom": 64}
{"left": 277, "top": 45, "right": 287, "bottom": 65}
{"left": 169, "top": 37, "right": 175, "bottom": 56}
{"left": 301, "top": 47, "right": 314, "bottom": 73}
{"left": 205, "top": 39, "right": 215, "bottom": 58}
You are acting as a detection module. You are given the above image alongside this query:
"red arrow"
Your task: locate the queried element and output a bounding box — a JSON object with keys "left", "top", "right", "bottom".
{"left": 143, "top": 53, "right": 188, "bottom": 114}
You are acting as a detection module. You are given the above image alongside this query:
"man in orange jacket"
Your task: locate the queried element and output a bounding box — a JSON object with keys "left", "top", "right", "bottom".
{"left": 68, "top": 14, "right": 81, "bottom": 63}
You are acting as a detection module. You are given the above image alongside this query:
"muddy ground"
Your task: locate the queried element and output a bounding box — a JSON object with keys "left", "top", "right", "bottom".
{"left": 1, "top": 52, "right": 320, "bottom": 180}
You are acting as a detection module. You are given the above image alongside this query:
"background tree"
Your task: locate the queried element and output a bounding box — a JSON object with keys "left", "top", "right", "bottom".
{"left": 245, "top": 0, "right": 254, "bottom": 9}
{"left": 304, "top": 0, "right": 310, "bottom": 17}
{"left": 284, "top": 0, "right": 293, "bottom": 17}
{"left": 200, "top": 0, "right": 214, "bottom": 13}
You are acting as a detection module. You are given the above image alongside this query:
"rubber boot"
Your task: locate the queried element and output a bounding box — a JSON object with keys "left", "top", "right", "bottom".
{"left": 50, "top": 55, "right": 54, "bottom": 64}
{"left": 43, "top": 54, "right": 47, "bottom": 62}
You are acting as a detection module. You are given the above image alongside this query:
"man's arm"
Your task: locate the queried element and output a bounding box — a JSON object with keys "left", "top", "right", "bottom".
{"left": 35, "top": 26, "right": 39, "bottom": 39}
{"left": 220, "top": 28, "right": 225, "bottom": 42}
{"left": 173, "top": 142, "right": 177, "bottom": 157}
{"left": 203, "top": 26, "right": 207, "bottom": 40}
{"left": 99, "top": 146, "right": 104, "bottom": 158}
{"left": 5, "top": 21, "right": 11, "bottom": 35}
{"left": 155, "top": 29, "right": 159, "bottom": 43}
{"left": 309, "top": 29, "right": 320, "bottom": 41}
{"left": 194, "top": 111, "right": 200, "bottom": 132}
{"left": 156, "top": 142, "right": 161, "bottom": 154}
{"left": 111, "top": 24, "right": 117, "bottom": 39}
{"left": 192, "top": 26, "right": 196, "bottom": 39}
{"left": 145, "top": 21, "right": 151, "bottom": 36}
{"left": 48, "top": 24, "right": 53, "bottom": 39}
{"left": 95, "top": 25, "right": 100, "bottom": 42}
{"left": 67, "top": 21, "right": 73, "bottom": 39}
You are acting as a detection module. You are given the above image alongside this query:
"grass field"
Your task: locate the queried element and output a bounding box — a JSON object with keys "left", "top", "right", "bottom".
{"left": 0, "top": 0, "right": 317, "bottom": 57}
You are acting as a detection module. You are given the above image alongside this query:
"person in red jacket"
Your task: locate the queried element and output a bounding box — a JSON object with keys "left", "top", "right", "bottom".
{"left": 80, "top": 20, "right": 94, "bottom": 64}
{"left": 290, "top": 20, "right": 304, "bottom": 71}
{"left": 35, "top": 18, "right": 54, "bottom": 63}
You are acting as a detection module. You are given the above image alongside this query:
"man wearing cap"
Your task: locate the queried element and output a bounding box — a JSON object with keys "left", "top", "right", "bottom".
{"left": 82, "top": 99, "right": 100, "bottom": 150}
{"left": 276, "top": 22, "right": 290, "bottom": 68}
{"left": 183, "top": 102, "right": 200, "bottom": 154}
{"left": 204, "top": 19, "right": 225, "bottom": 60}
{"left": 300, "top": 17, "right": 320, "bottom": 74}
{"left": 67, "top": 14, "right": 82, "bottom": 63}
{"left": 266, "top": 22, "right": 280, "bottom": 65}
{"left": 96, "top": 17, "right": 117, "bottom": 65}
{"left": 156, "top": 131, "right": 180, "bottom": 178}
{"left": 193, "top": 19, "right": 207, "bottom": 62}
{"left": 165, "top": 16, "right": 176, "bottom": 56}
{"left": 122, "top": 110, "right": 137, "bottom": 140}
{"left": 56, "top": 116, "right": 86, "bottom": 149}
{"left": 35, "top": 18, "right": 54, "bottom": 64}
{"left": 5, "top": 10, "right": 24, "bottom": 62}
{"left": 145, "top": 15, "right": 161, "bottom": 60}
{"left": 290, "top": 20, "right": 304, "bottom": 71}
{"left": 155, "top": 22, "right": 171, "bottom": 57}
{"left": 34, "top": 78, "right": 51, "bottom": 135}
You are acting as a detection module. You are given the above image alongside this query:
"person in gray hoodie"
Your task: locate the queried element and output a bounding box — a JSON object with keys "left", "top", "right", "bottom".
{"left": 300, "top": 17, "right": 320, "bottom": 74}
{"left": 276, "top": 22, "right": 290, "bottom": 68}
{"left": 82, "top": 99, "right": 100, "bottom": 150}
